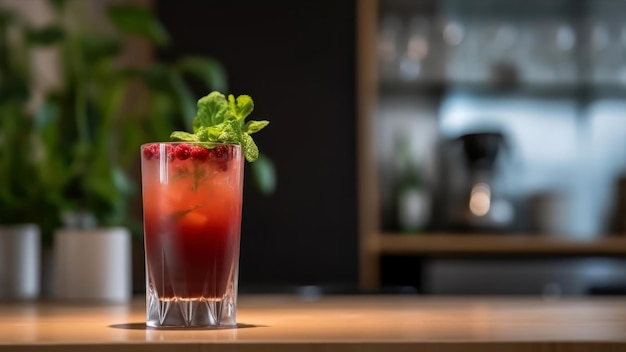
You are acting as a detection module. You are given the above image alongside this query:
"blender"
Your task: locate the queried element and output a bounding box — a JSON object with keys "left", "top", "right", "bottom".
{"left": 444, "top": 131, "right": 514, "bottom": 232}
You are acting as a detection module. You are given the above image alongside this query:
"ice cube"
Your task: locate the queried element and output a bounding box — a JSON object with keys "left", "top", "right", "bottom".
{"left": 182, "top": 211, "right": 208, "bottom": 228}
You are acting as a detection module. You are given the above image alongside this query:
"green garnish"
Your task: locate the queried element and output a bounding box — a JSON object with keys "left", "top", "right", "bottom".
{"left": 170, "top": 91, "right": 269, "bottom": 162}
{"left": 171, "top": 204, "right": 203, "bottom": 220}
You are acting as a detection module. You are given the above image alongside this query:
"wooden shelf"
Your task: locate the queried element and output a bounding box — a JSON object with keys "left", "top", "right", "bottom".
{"left": 356, "top": 0, "right": 626, "bottom": 290}
{"left": 376, "top": 233, "right": 626, "bottom": 255}
{"left": 378, "top": 81, "right": 626, "bottom": 98}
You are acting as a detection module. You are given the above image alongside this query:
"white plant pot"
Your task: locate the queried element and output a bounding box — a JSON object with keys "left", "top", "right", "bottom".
{"left": 54, "top": 227, "right": 131, "bottom": 302}
{"left": 0, "top": 224, "right": 41, "bottom": 300}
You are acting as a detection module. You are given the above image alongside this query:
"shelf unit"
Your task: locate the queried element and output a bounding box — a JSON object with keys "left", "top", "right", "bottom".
{"left": 379, "top": 82, "right": 626, "bottom": 99}
{"left": 356, "top": 0, "right": 626, "bottom": 290}
{"left": 377, "top": 234, "right": 626, "bottom": 255}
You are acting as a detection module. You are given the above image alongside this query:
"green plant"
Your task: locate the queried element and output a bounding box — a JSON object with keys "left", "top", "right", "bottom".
{"left": 32, "top": 1, "right": 234, "bottom": 232}
{"left": 0, "top": 1, "right": 275, "bottom": 245}
{"left": 0, "top": 8, "right": 60, "bottom": 236}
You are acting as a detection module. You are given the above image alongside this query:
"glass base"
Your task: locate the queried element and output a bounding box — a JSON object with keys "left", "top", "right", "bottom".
{"left": 146, "top": 290, "right": 236, "bottom": 328}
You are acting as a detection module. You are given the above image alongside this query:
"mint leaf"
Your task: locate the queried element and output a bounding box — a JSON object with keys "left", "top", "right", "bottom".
{"left": 194, "top": 92, "right": 228, "bottom": 132}
{"left": 170, "top": 131, "right": 199, "bottom": 142}
{"left": 170, "top": 91, "right": 268, "bottom": 163}
{"left": 195, "top": 127, "right": 213, "bottom": 142}
{"left": 243, "top": 120, "right": 269, "bottom": 134}
{"left": 228, "top": 94, "right": 254, "bottom": 120}
{"left": 242, "top": 133, "right": 259, "bottom": 162}
{"left": 171, "top": 204, "right": 202, "bottom": 220}
{"left": 217, "top": 125, "right": 238, "bottom": 143}
{"left": 197, "top": 123, "right": 228, "bottom": 142}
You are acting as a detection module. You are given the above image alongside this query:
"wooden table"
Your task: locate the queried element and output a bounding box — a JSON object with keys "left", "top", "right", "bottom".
{"left": 1, "top": 294, "right": 626, "bottom": 351}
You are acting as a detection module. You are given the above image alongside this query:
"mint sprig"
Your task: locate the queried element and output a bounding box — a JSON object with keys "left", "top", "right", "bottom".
{"left": 170, "top": 91, "right": 269, "bottom": 162}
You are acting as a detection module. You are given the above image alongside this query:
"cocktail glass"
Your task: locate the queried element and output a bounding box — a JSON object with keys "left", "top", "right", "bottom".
{"left": 140, "top": 142, "right": 243, "bottom": 328}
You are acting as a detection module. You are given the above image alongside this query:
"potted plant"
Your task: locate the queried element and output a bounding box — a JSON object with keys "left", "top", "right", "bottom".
{"left": 2, "top": 0, "right": 275, "bottom": 301}
{"left": 0, "top": 6, "right": 62, "bottom": 300}
{"left": 0, "top": 82, "right": 42, "bottom": 300}
{"left": 26, "top": 0, "right": 236, "bottom": 302}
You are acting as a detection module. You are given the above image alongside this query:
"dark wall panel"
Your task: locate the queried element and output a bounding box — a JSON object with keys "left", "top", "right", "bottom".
{"left": 156, "top": 0, "right": 358, "bottom": 289}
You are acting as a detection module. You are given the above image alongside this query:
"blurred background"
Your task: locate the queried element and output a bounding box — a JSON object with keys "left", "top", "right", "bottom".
{"left": 1, "top": 0, "right": 625, "bottom": 299}
{"left": 370, "top": 0, "right": 626, "bottom": 296}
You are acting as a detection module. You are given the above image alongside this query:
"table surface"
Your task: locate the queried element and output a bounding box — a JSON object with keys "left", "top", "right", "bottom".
{"left": 1, "top": 294, "right": 626, "bottom": 352}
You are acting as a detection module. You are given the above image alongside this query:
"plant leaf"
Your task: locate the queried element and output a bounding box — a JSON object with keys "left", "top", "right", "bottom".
{"left": 242, "top": 133, "right": 259, "bottom": 162}
{"left": 170, "top": 131, "right": 198, "bottom": 142}
{"left": 169, "top": 71, "right": 196, "bottom": 131}
{"left": 216, "top": 120, "right": 242, "bottom": 144}
{"left": 148, "top": 92, "right": 176, "bottom": 141}
{"left": 50, "top": 0, "right": 68, "bottom": 12}
{"left": 196, "top": 126, "right": 219, "bottom": 142}
{"left": 228, "top": 94, "right": 253, "bottom": 120}
{"left": 176, "top": 56, "right": 228, "bottom": 93}
{"left": 173, "top": 91, "right": 268, "bottom": 163}
{"left": 107, "top": 5, "right": 170, "bottom": 46}
{"left": 250, "top": 154, "right": 276, "bottom": 195}
{"left": 129, "top": 64, "right": 171, "bottom": 92}
{"left": 27, "top": 25, "right": 64, "bottom": 45}
{"left": 118, "top": 115, "right": 144, "bottom": 167}
{"left": 243, "top": 120, "right": 269, "bottom": 134}
{"left": 194, "top": 91, "right": 228, "bottom": 131}
{"left": 79, "top": 33, "right": 121, "bottom": 63}
{"left": 0, "top": 10, "right": 17, "bottom": 27}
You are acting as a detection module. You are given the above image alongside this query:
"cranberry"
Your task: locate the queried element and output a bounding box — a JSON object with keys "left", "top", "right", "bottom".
{"left": 190, "top": 146, "right": 210, "bottom": 161}
{"left": 212, "top": 146, "right": 231, "bottom": 171}
{"left": 175, "top": 144, "right": 192, "bottom": 160}
{"left": 213, "top": 145, "right": 230, "bottom": 161}
{"left": 142, "top": 144, "right": 159, "bottom": 160}
{"left": 217, "top": 160, "right": 228, "bottom": 171}
{"left": 165, "top": 145, "right": 176, "bottom": 161}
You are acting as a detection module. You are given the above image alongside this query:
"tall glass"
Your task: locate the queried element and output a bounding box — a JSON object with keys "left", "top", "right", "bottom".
{"left": 140, "top": 142, "right": 243, "bottom": 328}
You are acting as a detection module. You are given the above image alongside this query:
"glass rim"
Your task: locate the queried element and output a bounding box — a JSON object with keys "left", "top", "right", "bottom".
{"left": 140, "top": 141, "right": 241, "bottom": 148}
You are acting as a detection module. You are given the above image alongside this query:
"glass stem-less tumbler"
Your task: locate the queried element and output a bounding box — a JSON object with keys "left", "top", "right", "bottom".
{"left": 141, "top": 142, "right": 243, "bottom": 328}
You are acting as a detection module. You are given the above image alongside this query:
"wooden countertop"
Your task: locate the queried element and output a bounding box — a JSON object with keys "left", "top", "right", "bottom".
{"left": 1, "top": 294, "right": 626, "bottom": 351}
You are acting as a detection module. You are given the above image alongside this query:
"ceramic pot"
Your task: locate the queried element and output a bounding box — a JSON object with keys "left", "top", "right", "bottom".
{"left": 0, "top": 224, "right": 40, "bottom": 300}
{"left": 54, "top": 227, "right": 131, "bottom": 302}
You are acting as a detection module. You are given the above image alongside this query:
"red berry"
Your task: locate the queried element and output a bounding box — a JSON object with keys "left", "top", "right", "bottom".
{"left": 175, "top": 144, "right": 192, "bottom": 160}
{"left": 142, "top": 147, "right": 153, "bottom": 160}
{"left": 165, "top": 145, "right": 176, "bottom": 161}
{"left": 216, "top": 145, "right": 227, "bottom": 160}
{"left": 217, "top": 160, "right": 228, "bottom": 171}
{"left": 142, "top": 144, "right": 159, "bottom": 160}
{"left": 190, "top": 146, "right": 209, "bottom": 161}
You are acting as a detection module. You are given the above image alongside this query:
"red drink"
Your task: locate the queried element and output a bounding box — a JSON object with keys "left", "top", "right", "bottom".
{"left": 141, "top": 143, "right": 243, "bottom": 303}
{"left": 142, "top": 91, "right": 268, "bottom": 328}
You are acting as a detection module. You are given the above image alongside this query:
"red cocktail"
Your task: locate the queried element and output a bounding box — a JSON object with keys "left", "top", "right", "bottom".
{"left": 141, "top": 142, "right": 243, "bottom": 327}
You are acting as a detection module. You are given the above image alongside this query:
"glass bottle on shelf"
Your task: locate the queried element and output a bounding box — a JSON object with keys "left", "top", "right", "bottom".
{"left": 398, "top": 16, "right": 430, "bottom": 82}
{"left": 378, "top": 15, "right": 403, "bottom": 83}
{"left": 392, "top": 131, "right": 431, "bottom": 234}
